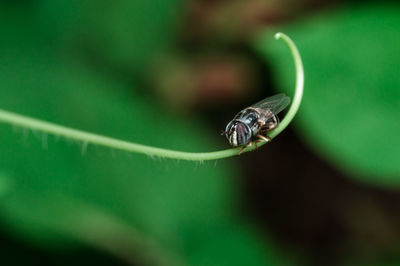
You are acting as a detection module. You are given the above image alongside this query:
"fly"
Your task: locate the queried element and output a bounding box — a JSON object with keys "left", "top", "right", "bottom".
{"left": 222, "top": 93, "right": 290, "bottom": 154}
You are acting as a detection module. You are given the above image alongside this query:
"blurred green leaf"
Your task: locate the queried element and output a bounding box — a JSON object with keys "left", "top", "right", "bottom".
{"left": 0, "top": 172, "right": 13, "bottom": 197}
{"left": 255, "top": 4, "right": 400, "bottom": 186}
{"left": 0, "top": 54, "right": 232, "bottom": 263}
{"left": 183, "top": 222, "right": 295, "bottom": 266}
{"left": 81, "top": 0, "right": 182, "bottom": 74}
{"left": 0, "top": 4, "right": 293, "bottom": 265}
{"left": 0, "top": 1, "right": 86, "bottom": 52}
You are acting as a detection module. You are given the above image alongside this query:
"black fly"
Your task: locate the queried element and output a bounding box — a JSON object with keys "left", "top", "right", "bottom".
{"left": 222, "top": 93, "right": 290, "bottom": 154}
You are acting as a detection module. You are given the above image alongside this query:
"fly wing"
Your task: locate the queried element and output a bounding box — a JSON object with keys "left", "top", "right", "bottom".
{"left": 251, "top": 93, "right": 291, "bottom": 115}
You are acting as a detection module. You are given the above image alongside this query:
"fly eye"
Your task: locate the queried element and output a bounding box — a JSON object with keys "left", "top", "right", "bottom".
{"left": 225, "top": 121, "right": 234, "bottom": 133}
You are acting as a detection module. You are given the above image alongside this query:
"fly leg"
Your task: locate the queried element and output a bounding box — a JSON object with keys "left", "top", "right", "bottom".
{"left": 257, "top": 135, "right": 271, "bottom": 142}
{"left": 238, "top": 135, "right": 271, "bottom": 155}
{"left": 238, "top": 141, "right": 252, "bottom": 155}
{"left": 254, "top": 134, "right": 271, "bottom": 147}
{"left": 254, "top": 135, "right": 271, "bottom": 149}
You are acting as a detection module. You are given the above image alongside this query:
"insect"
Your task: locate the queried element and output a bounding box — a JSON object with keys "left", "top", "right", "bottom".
{"left": 222, "top": 93, "right": 290, "bottom": 154}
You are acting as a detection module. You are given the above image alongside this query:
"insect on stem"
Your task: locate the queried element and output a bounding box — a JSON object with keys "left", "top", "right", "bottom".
{"left": 0, "top": 32, "right": 303, "bottom": 161}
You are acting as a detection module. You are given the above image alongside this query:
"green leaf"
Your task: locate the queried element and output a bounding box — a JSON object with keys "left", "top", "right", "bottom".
{"left": 0, "top": 1, "right": 86, "bottom": 52}
{"left": 0, "top": 55, "right": 292, "bottom": 264}
{"left": 0, "top": 3, "right": 296, "bottom": 265}
{"left": 255, "top": 4, "right": 400, "bottom": 186}
{"left": 81, "top": 0, "right": 182, "bottom": 73}
{"left": 0, "top": 29, "right": 291, "bottom": 266}
{"left": 0, "top": 52, "right": 233, "bottom": 256}
{"left": 182, "top": 222, "right": 296, "bottom": 266}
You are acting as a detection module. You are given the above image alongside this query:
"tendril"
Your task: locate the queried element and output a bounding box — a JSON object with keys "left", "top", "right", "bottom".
{"left": 0, "top": 33, "right": 303, "bottom": 161}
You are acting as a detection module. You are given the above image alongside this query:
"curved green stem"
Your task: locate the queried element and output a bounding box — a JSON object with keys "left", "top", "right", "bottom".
{"left": 267, "top": 33, "right": 304, "bottom": 139}
{"left": 0, "top": 32, "right": 303, "bottom": 161}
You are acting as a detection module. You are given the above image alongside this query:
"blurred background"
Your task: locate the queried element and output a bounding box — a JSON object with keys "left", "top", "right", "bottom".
{"left": 0, "top": 0, "right": 399, "bottom": 265}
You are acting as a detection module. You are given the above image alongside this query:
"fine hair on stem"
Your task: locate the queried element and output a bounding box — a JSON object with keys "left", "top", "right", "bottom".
{"left": 0, "top": 32, "right": 304, "bottom": 161}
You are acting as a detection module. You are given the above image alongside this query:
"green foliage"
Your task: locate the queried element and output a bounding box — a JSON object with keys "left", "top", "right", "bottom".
{"left": 80, "top": 0, "right": 182, "bottom": 73}
{"left": 255, "top": 3, "right": 400, "bottom": 186}
{"left": 0, "top": 2, "right": 290, "bottom": 265}
{"left": 0, "top": 52, "right": 274, "bottom": 265}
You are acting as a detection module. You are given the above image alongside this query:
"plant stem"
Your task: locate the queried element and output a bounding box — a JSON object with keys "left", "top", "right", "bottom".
{"left": 0, "top": 32, "right": 303, "bottom": 161}
{"left": 267, "top": 33, "right": 304, "bottom": 139}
